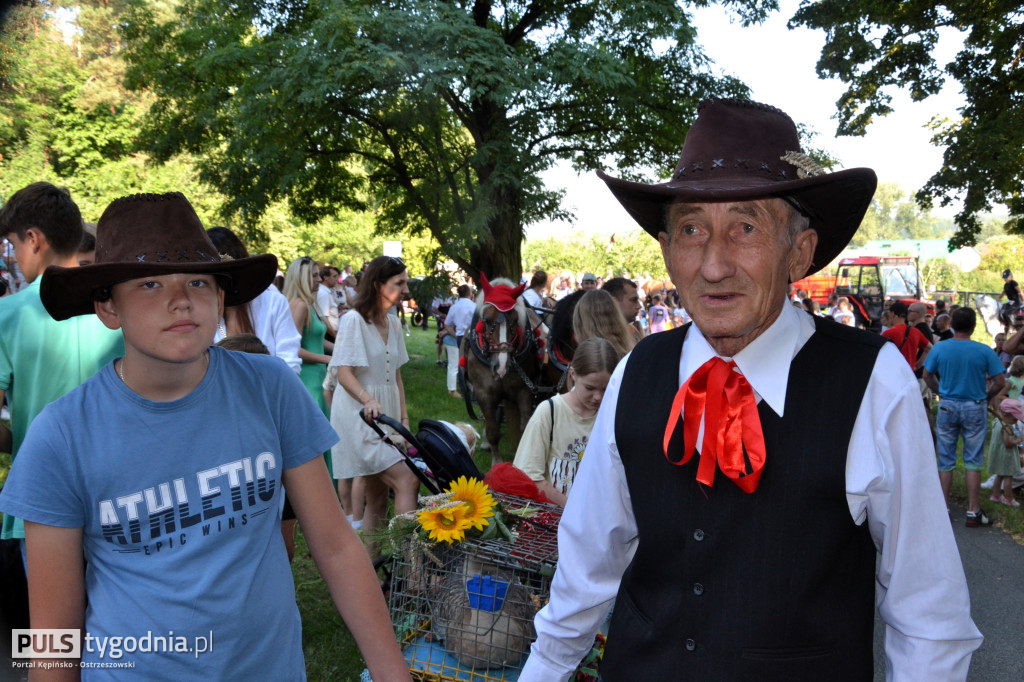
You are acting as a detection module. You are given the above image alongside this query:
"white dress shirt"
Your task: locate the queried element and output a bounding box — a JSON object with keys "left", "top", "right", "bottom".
{"left": 445, "top": 297, "right": 476, "bottom": 337}
{"left": 520, "top": 303, "right": 981, "bottom": 682}
{"left": 213, "top": 285, "right": 302, "bottom": 374}
{"left": 317, "top": 283, "right": 338, "bottom": 333}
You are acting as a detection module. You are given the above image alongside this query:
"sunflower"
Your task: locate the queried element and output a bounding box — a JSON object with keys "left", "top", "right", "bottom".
{"left": 447, "top": 476, "right": 496, "bottom": 531}
{"left": 418, "top": 503, "right": 472, "bottom": 544}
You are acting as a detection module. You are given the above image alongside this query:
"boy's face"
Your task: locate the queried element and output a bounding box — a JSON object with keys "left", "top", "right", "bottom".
{"left": 96, "top": 273, "right": 224, "bottom": 367}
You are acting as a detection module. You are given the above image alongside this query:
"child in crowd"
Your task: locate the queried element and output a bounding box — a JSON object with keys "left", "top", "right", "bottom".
{"left": 512, "top": 338, "right": 620, "bottom": 505}
{"left": 991, "top": 399, "right": 1024, "bottom": 507}
{"left": 1002, "top": 355, "right": 1024, "bottom": 400}
{"left": 0, "top": 193, "right": 410, "bottom": 680}
{"left": 647, "top": 293, "right": 671, "bottom": 333}
{"left": 441, "top": 421, "right": 479, "bottom": 456}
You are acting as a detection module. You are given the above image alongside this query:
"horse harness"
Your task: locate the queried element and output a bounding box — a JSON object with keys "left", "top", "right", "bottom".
{"left": 467, "top": 308, "right": 553, "bottom": 399}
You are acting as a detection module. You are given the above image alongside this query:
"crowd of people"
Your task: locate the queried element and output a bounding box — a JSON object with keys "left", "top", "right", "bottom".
{"left": 0, "top": 96, "right": 1013, "bottom": 681}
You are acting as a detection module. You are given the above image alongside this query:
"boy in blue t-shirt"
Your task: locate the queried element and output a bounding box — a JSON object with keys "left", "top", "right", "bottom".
{"left": 0, "top": 193, "right": 410, "bottom": 680}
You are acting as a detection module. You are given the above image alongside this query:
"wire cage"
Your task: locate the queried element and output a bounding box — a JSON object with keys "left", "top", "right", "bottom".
{"left": 387, "top": 493, "right": 562, "bottom": 682}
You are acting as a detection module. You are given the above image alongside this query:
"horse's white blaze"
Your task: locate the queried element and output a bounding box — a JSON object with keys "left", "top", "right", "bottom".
{"left": 496, "top": 320, "right": 508, "bottom": 377}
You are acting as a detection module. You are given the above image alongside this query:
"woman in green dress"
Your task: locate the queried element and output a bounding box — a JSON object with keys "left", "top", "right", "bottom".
{"left": 284, "top": 256, "right": 333, "bottom": 473}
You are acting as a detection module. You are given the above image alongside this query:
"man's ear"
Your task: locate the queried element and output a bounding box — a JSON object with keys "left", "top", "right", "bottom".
{"left": 788, "top": 229, "right": 818, "bottom": 283}
{"left": 217, "top": 286, "right": 225, "bottom": 320}
{"left": 94, "top": 297, "right": 123, "bottom": 331}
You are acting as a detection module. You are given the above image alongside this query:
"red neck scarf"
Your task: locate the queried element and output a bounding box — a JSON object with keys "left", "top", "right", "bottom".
{"left": 662, "top": 357, "right": 767, "bottom": 493}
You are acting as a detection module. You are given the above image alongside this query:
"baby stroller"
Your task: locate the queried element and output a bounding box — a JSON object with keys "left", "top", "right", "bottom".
{"left": 364, "top": 413, "right": 483, "bottom": 495}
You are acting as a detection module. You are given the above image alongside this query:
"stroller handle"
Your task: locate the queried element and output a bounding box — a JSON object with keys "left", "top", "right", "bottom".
{"left": 361, "top": 411, "right": 442, "bottom": 494}
{"left": 363, "top": 411, "right": 418, "bottom": 444}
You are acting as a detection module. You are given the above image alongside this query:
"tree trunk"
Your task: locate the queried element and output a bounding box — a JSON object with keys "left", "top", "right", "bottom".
{"left": 466, "top": 185, "right": 523, "bottom": 284}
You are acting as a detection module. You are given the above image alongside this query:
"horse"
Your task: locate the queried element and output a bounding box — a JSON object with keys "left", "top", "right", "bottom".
{"left": 974, "top": 294, "right": 1010, "bottom": 337}
{"left": 641, "top": 278, "right": 674, "bottom": 299}
{"left": 462, "top": 275, "right": 543, "bottom": 465}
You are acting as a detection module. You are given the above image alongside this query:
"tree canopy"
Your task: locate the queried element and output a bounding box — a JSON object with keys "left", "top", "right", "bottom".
{"left": 0, "top": 1, "right": 446, "bottom": 272}
{"left": 790, "top": 0, "right": 1024, "bottom": 251}
{"left": 120, "top": 0, "right": 776, "bottom": 281}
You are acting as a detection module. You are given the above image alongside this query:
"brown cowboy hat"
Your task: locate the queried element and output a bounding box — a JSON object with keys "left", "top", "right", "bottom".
{"left": 597, "top": 98, "right": 877, "bottom": 278}
{"left": 40, "top": 192, "right": 277, "bottom": 320}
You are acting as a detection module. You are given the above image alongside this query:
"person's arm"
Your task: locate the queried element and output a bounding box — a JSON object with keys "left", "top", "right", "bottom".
{"left": 914, "top": 339, "right": 932, "bottom": 371}
{"left": 335, "top": 365, "right": 382, "bottom": 419}
{"left": 850, "top": 345, "right": 981, "bottom": 680}
{"left": 289, "top": 299, "right": 330, "bottom": 365}
{"left": 987, "top": 372, "right": 1006, "bottom": 399}
{"left": 511, "top": 402, "right": 560, "bottom": 502}
{"left": 993, "top": 378, "right": 1013, "bottom": 405}
{"left": 443, "top": 306, "right": 458, "bottom": 338}
{"left": 24, "top": 522, "right": 85, "bottom": 681}
{"left": 395, "top": 368, "right": 409, "bottom": 430}
{"left": 922, "top": 368, "right": 939, "bottom": 394}
{"left": 0, "top": 387, "right": 11, "bottom": 453}
{"left": 282, "top": 458, "right": 411, "bottom": 682}
{"left": 535, "top": 479, "right": 567, "bottom": 507}
{"left": 1004, "top": 324, "right": 1024, "bottom": 355}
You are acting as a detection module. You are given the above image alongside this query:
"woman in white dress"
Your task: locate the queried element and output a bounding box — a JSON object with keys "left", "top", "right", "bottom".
{"left": 328, "top": 256, "right": 419, "bottom": 542}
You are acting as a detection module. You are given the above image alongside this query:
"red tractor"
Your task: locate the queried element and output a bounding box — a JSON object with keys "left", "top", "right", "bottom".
{"left": 793, "top": 255, "right": 932, "bottom": 331}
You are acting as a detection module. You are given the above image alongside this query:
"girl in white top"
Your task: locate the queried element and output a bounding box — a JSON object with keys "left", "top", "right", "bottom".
{"left": 512, "top": 338, "right": 620, "bottom": 505}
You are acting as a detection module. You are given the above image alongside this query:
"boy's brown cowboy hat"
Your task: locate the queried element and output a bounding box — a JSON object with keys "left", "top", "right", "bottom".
{"left": 40, "top": 192, "right": 278, "bottom": 320}
{"left": 597, "top": 98, "right": 877, "bottom": 278}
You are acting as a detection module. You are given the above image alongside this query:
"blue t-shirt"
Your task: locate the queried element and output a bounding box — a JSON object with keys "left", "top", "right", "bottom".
{"left": 923, "top": 339, "right": 1004, "bottom": 401}
{"left": 0, "top": 346, "right": 338, "bottom": 679}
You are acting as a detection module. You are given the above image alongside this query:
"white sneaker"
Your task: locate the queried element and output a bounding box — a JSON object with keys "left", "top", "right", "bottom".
{"left": 981, "top": 475, "right": 996, "bottom": 490}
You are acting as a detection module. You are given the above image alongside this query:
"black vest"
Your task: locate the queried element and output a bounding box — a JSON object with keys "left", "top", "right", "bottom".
{"left": 602, "top": 318, "right": 883, "bottom": 681}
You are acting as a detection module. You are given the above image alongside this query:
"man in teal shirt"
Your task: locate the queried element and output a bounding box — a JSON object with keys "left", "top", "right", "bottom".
{"left": 0, "top": 182, "right": 123, "bottom": 560}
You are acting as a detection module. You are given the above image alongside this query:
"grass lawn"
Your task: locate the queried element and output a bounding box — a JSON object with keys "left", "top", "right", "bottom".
{"left": 2, "top": 323, "right": 1022, "bottom": 680}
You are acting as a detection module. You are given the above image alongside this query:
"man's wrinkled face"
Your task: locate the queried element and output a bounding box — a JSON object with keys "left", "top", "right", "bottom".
{"left": 658, "top": 198, "right": 816, "bottom": 356}
{"left": 908, "top": 302, "right": 927, "bottom": 325}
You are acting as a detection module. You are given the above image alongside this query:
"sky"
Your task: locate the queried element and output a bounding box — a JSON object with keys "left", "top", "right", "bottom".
{"left": 527, "top": 0, "right": 967, "bottom": 239}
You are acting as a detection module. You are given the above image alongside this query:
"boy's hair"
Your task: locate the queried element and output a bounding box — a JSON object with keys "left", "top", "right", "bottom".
{"left": 950, "top": 307, "right": 976, "bottom": 334}
{"left": 1010, "top": 355, "right": 1024, "bottom": 378}
{"left": 0, "top": 182, "right": 83, "bottom": 256}
{"left": 215, "top": 333, "right": 270, "bottom": 355}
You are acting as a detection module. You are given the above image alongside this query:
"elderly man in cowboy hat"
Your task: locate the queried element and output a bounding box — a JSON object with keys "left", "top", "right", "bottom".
{"left": 519, "top": 99, "right": 980, "bottom": 681}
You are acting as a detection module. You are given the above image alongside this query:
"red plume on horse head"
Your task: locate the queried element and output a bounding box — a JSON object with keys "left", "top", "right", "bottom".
{"left": 479, "top": 272, "right": 527, "bottom": 312}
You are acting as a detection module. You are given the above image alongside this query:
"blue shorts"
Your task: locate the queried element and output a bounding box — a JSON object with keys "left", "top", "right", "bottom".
{"left": 936, "top": 398, "right": 988, "bottom": 472}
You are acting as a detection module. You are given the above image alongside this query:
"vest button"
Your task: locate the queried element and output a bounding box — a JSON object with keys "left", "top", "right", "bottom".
{"left": 693, "top": 529, "right": 705, "bottom": 541}
{"left": 693, "top": 582, "right": 704, "bottom": 596}
{"left": 685, "top": 638, "right": 696, "bottom": 651}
